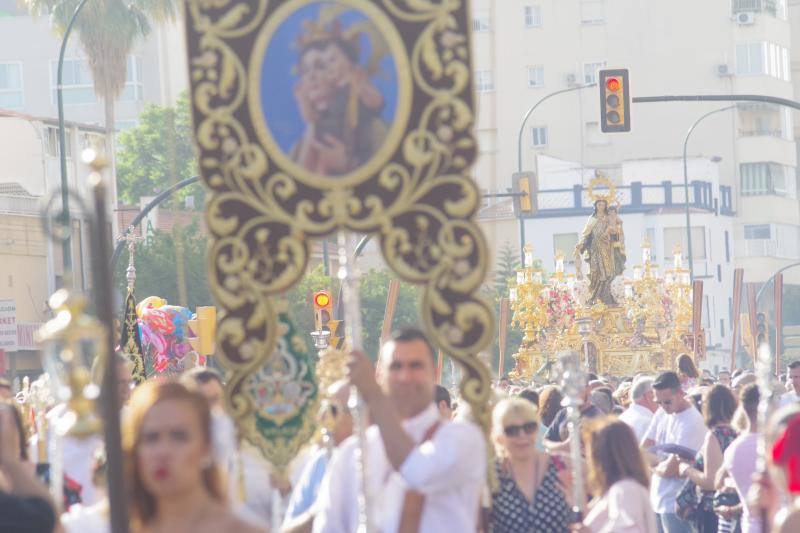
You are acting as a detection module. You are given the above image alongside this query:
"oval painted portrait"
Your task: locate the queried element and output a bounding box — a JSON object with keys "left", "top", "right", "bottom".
{"left": 251, "top": 0, "right": 411, "bottom": 186}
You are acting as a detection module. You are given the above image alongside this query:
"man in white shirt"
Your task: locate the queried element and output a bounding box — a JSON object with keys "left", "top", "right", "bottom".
{"left": 619, "top": 376, "right": 657, "bottom": 442}
{"left": 779, "top": 360, "right": 800, "bottom": 407}
{"left": 642, "top": 371, "right": 707, "bottom": 533}
{"left": 313, "top": 328, "right": 486, "bottom": 533}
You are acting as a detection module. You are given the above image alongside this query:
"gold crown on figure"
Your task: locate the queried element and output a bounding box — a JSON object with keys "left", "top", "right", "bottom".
{"left": 587, "top": 173, "right": 618, "bottom": 205}
{"left": 295, "top": 19, "right": 359, "bottom": 52}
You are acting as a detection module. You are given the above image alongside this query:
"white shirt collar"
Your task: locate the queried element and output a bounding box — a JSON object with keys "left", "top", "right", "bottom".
{"left": 401, "top": 403, "right": 441, "bottom": 441}
{"left": 629, "top": 402, "right": 654, "bottom": 417}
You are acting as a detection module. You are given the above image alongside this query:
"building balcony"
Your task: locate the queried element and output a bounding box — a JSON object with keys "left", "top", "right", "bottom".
{"left": 530, "top": 181, "right": 735, "bottom": 218}
{"left": 731, "top": 0, "right": 781, "bottom": 16}
{"left": 736, "top": 238, "right": 800, "bottom": 260}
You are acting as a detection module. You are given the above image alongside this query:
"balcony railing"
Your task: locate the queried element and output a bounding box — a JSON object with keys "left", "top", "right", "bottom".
{"left": 737, "top": 239, "right": 800, "bottom": 259}
{"left": 531, "top": 181, "right": 735, "bottom": 218}
{"left": 731, "top": 0, "right": 778, "bottom": 14}
{"left": 739, "top": 129, "right": 784, "bottom": 138}
{"left": 0, "top": 195, "right": 40, "bottom": 216}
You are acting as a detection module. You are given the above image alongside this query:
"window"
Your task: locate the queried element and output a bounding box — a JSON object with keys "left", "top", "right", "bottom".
{"left": 527, "top": 66, "right": 544, "bottom": 88}
{"left": 663, "top": 227, "right": 707, "bottom": 260}
{"left": 0, "top": 62, "right": 23, "bottom": 110}
{"left": 553, "top": 233, "right": 578, "bottom": 262}
{"left": 736, "top": 42, "right": 791, "bottom": 80}
{"left": 583, "top": 61, "right": 605, "bottom": 84}
{"left": 524, "top": 5, "right": 542, "bottom": 28}
{"left": 724, "top": 230, "right": 730, "bottom": 262}
{"left": 744, "top": 224, "right": 771, "bottom": 239}
{"left": 580, "top": 0, "right": 605, "bottom": 25}
{"left": 52, "top": 58, "right": 95, "bottom": 105}
{"left": 119, "top": 56, "right": 143, "bottom": 102}
{"left": 717, "top": 264, "right": 722, "bottom": 282}
{"left": 472, "top": 14, "right": 491, "bottom": 32}
{"left": 475, "top": 70, "right": 494, "bottom": 92}
{"left": 531, "top": 126, "right": 548, "bottom": 147}
{"left": 43, "top": 126, "right": 72, "bottom": 159}
{"left": 740, "top": 163, "right": 795, "bottom": 197}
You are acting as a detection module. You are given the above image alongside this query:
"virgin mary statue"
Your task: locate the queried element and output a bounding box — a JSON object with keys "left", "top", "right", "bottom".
{"left": 574, "top": 198, "right": 620, "bottom": 306}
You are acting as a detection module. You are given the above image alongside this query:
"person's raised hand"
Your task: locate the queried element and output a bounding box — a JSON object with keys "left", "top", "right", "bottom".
{"left": 347, "top": 350, "right": 381, "bottom": 402}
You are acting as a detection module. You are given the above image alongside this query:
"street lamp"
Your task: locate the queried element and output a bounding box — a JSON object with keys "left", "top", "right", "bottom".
{"left": 515, "top": 83, "right": 597, "bottom": 263}
{"left": 56, "top": 0, "right": 92, "bottom": 281}
{"left": 681, "top": 105, "right": 734, "bottom": 281}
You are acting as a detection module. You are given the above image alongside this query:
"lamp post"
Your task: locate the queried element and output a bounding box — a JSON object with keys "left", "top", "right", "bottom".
{"left": 515, "top": 83, "right": 597, "bottom": 263}
{"left": 56, "top": 0, "right": 92, "bottom": 280}
{"left": 680, "top": 105, "right": 735, "bottom": 281}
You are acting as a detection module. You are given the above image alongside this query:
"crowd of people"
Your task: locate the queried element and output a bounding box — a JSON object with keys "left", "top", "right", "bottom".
{"left": 0, "top": 329, "right": 799, "bottom": 533}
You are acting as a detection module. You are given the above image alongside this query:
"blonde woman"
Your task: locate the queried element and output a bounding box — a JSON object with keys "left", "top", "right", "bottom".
{"left": 490, "top": 397, "right": 571, "bottom": 533}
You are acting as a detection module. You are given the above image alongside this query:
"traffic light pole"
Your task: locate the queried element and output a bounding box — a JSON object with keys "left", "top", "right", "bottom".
{"left": 516, "top": 83, "right": 597, "bottom": 263}
{"left": 109, "top": 175, "right": 200, "bottom": 272}
{"left": 681, "top": 106, "right": 735, "bottom": 282}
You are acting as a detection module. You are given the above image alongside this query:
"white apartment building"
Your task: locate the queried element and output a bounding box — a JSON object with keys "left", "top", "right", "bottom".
{"left": 468, "top": 0, "right": 800, "bottom": 366}
{"left": 471, "top": 0, "right": 799, "bottom": 287}
{"left": 0, "top": 0, "right": 187, "bottom": 128}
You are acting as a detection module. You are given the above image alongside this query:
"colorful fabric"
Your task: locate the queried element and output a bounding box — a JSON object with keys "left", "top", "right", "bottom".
{"left": 772, "top": 415, "right": 800, "bottom": 494}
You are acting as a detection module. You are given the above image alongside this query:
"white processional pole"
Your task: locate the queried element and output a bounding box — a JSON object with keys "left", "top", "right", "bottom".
{"left": 338, "top": 232, "right": 373, "bottom": 533}
{"left": 559, "top": 350, "right": 586, "bottom": 524}
{"left": 754, "top": 341, "right": 776, "bottom": 533}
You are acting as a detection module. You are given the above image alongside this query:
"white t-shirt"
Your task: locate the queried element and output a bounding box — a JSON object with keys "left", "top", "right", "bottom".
{"left": 649, "top": 404, "right": 707, "bottom": 514}
{"left": 779, "top": 391, "right": 800, "bottom": 408}
{"left": 722, "top": 433, "right": 760, "bottom": 533}
{"left": 619, "top": 403, "right": 655, "bottom": 443}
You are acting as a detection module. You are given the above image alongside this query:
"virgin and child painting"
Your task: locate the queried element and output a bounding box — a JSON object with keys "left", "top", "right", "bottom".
{"left": 258, "top": 2, "right": 399, "bottom": 177}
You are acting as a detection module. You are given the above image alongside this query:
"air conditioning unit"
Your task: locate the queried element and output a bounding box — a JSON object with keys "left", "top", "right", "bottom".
{"left": 717, "top": 64, "right": 732, "bottom": 77}
{"left": 736, "top": 12, "right": 755, "bottom": 25}
{"left": 565, "top": 73, "right": 577, "bottom": 85}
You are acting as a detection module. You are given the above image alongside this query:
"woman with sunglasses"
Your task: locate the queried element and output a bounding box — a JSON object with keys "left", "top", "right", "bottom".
{"left": 490, "top": 397, "right": 571, "bottom": 533}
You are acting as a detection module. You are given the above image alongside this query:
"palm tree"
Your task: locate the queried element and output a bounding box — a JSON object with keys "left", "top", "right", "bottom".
{"left": 26, "top": 0, "right": 177, "bottom": 145}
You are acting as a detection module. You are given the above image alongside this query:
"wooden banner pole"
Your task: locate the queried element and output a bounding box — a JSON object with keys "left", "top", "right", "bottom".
{"left": 747, "top": 283, "right": 758, "bottom": 363}
{"left": 775, "top": 273, "right": 784, "bottom": 375}
{"left": 730, "top": 268, "right": 744, "bottom": 371}
{"left": 380, "top": 279, "right": 401, "bottom": 344}
{"left": 691, "top": 280, "right": 703, "bottom": 360}
{"left": 498, "top": 298, "right": 510, "bottom": 379}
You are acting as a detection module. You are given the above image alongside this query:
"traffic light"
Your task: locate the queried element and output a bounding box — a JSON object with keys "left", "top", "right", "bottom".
{"left": 187, "top": 306, "right": 217, "bottom": 357}
{"left": 755, "top": 311, "right": 769, "bottom": 347}
{"left": 512, "top": 172, "right": 537, "bottom": 217}
{"left": 313, "top": 290, "right": 333, "bottom": 332}
{"left": 327, "top": 319, "right": 344, "bottom": 349}
{"left": 598, "top": 68, "right": 631, "bottom": 133}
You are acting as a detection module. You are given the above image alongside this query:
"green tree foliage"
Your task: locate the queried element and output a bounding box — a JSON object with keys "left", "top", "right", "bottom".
{"left": 119, "top": 237, "right": 423, "bottom": 360}
{"left": 286, "top": 265, "right": 421, "bottom": 358}
{"left": 485, "top": 241, "right": 543, "bottom": 378}
{"left": 116, "top": 93, "right": 200, "bottom": 206}
{"left": 114, "top": 219, "right": 211, "bottom": 311}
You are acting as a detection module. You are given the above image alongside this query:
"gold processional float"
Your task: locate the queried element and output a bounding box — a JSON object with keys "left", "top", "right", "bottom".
{"left": 508, "top": 176, "right": 705, "bottom": 380}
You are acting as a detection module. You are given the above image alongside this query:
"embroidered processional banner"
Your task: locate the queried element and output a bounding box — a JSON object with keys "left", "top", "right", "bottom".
{"left": 184, "top": 0, "right": 492, "bottom": 471}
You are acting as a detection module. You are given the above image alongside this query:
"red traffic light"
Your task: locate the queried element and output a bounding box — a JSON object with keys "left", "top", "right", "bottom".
{"left": 606, "top": 77, "right": 621, "bottom": 92}
{"left": 314, "top": 291, "right": 331, "bottom": 308}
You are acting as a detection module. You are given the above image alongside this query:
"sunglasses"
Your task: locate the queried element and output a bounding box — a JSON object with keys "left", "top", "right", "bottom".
{"left": 504, "top": 421, "right": 538, "bottom": 437}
